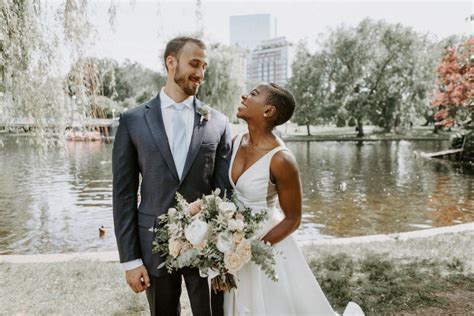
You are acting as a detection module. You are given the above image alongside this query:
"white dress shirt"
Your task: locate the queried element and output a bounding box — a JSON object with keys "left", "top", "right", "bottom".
{"left": 159, "top": 88, "right": 195, "bottom": 152}
{"left": 121, "top": 89, "right": 195, "bottom": 271}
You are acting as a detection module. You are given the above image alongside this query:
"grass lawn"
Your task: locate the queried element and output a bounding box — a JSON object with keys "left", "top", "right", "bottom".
{"left": 0, "top": 260, "right": 152, "bottom": 315}
{"left": 1, "top": 231, "right": 472, "bottom": 315}
{"left": 304, "top": 230, "right": 474, "bottom": 315}
{"left": 307, "top": 254, "right": 474, "bottom": 315}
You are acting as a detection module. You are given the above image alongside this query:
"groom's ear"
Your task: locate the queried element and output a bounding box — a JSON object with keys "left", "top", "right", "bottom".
{"left": 166, "top": 55, "right": 176, "bottom": 73}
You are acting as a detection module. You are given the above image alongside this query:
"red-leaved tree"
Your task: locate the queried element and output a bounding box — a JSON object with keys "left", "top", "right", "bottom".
{"left": 432, "top": 38, "right": 474, "bottom": 127}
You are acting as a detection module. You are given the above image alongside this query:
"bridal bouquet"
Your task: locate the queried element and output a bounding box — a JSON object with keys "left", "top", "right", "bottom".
{"left": 150, "top": 189, "right": 278, "bottom": 292}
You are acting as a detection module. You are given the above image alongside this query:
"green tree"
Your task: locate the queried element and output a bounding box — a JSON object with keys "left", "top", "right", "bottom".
{"left": 322, "top": 22, "right": 373, "bottom": 136}
{"left": 0, "top": 0, "right": 115, "bottom": 145}
{"left": 67, "top": 57, "right": 110, "bottom": 119}
{"left": 1, "top": 1, "right": 69, "bottom": 141}
{"left": 198, "top": 43, "right": 245, "bottom": 118}
{"left": 66, "top": 57, "right": 166, "bottom": 117}
{"left": 289, "top": 42, "right": 333, "bottom": 135}
{"left": 320, "top": 19, "right": 440, "bottom": 136}
{"left": 114, "top": 59, "right": 165, "bottom": 103}
{"left": 364, "top": 23, "right": 434, "bottom": 133}
{"left": 67, "top": 58, "right": 114, "bottom": 98}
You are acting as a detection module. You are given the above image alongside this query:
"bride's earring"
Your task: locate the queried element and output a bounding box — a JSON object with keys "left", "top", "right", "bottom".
{"left": 263, "top": 113, "right": 268, "bottom": 117}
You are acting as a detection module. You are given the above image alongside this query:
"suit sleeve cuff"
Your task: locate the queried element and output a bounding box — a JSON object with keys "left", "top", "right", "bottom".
{"left": 121, "top": 259, "right": 143, "bottom": 271}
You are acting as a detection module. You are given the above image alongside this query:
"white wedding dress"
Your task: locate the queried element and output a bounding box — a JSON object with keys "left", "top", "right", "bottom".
{"left": 223, "top": 134, "right": 364, "bottom": 316}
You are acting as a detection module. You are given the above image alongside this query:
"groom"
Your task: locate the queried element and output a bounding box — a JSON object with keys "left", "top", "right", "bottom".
{"left": 112, "top": 36, "right": 232, "bottom": 315}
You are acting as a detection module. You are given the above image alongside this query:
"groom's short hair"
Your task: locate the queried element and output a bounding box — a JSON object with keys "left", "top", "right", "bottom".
{"left": 164, "top": 36, "right": 206, "bottom": 71}
{"left": 266, "top": 83, "right": 296, "bottom": 126}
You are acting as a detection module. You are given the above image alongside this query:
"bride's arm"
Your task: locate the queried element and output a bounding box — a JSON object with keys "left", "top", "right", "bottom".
{"left": 260, "top": 150, "right": 302, "bottom": 245}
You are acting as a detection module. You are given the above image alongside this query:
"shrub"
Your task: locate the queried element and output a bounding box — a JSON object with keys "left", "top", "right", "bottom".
{"left": 348, "top": 117, "right": 356, "bottom": 127}
{"left": 336, "top": 113, "right": 347, "bottom": 127}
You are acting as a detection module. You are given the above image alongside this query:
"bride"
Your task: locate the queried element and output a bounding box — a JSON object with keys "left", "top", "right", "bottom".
{"left": 223, "top": 83, "right": 363, "bottom": 316}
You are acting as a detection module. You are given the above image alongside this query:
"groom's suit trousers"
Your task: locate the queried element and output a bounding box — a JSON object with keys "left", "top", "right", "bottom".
{"left": 146, "top": 267, "right": 223, "bottom": 316}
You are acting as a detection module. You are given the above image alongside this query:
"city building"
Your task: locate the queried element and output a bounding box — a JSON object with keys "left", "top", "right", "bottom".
{"left": 229, "top": 14, "right": 291, "bottom": 88}
{"left": 247, "top": 37, "right": 290, "bottom": 87}
{"left": 229, "top": 14, "right": 273, "bottom": 51}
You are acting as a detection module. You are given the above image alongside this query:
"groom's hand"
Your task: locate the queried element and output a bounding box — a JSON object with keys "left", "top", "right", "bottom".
{"left": 126, "top": 265, "right": 151, "bottom": 293}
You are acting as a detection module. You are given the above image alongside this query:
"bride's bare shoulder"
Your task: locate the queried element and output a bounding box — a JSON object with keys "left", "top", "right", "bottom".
{"left": 270, "top": 149, "right": 298, "bottom": 175}
{"left": 272, "top": 148, "right": 296, "bottom": 163}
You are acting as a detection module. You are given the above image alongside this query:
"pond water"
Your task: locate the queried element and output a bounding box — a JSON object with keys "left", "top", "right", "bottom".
{"left": 0, "top": 136, "right": 472, "bottom": 254}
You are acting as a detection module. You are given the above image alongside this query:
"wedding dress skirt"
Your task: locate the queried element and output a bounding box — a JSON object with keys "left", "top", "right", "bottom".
{"left": 224, "top": 134, "right": 364, "bottom": 316}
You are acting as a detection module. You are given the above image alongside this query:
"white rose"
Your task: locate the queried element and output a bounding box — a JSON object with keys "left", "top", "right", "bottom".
{"left": 219, "top": 202, "right": 236, "bottom": 212}
{"left": 167, "top": 207, "right": 177, "bottom": 218}
{"left": 224, "top": 253, "right": 244, "bottom": 274}
{"left": 184, "top": 219, "right": 208, "bottom": 246}
{"left": 219, "top": 202, "right": 236, "bottom": 218}
{"left": 233, "top": 232, "right": 244, "bottom": 246}
{"left": 216, "top": 232, "right": 234, "bottom": 254}
{"left": 236, "top": 239, "right": 252, "bottom": 263}
{"left": 228, "top": 219, "right": 245, "bottom": 231}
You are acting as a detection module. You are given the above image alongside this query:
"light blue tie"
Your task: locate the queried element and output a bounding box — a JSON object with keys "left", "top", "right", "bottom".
{"left": 172, "top": 103, "right": 187, "bottom": 179}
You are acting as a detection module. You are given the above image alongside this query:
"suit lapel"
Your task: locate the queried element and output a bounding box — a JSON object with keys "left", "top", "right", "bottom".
{"left": 144, "top": 95, "right": 180, "bottom": 182}
{"left": 179, "top": 98, "right": 205, "bottom": 184}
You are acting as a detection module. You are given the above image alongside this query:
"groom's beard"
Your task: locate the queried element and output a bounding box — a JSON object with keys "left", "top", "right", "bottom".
{"left": 174, "top": 64, "right": 200, "bottom": 96}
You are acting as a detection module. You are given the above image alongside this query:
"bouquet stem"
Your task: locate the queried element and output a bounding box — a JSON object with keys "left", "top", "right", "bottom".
{"left": 211, "top": 273, "right": 237, "bottom": 293}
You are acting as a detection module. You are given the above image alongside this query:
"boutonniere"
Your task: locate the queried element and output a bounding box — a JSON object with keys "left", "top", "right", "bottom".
{"left": 197, "top": 104, "right": 211, "bottom": 124}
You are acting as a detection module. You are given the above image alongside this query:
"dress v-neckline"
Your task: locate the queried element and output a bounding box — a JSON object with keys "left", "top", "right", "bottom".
{"left": 229, "top": 134, "right": 283, "bottom": 187}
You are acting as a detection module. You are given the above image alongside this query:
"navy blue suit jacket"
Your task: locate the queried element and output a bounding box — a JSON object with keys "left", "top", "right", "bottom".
{"left": 112, "top": 93, "right": 232, "bottom": 277}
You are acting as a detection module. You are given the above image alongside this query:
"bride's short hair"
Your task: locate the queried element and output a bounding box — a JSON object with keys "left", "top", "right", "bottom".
{"left": 266, "top": 83, "right": 296, "bottom": 127}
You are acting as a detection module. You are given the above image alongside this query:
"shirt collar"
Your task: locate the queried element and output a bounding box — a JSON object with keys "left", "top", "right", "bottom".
{"left": 160, "top": 88, "right": 194, "bottom": 110}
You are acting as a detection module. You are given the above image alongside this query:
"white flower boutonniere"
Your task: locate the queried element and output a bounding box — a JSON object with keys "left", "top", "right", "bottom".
{"left": 197, "top": 104, "right": 211, "bottom": 124}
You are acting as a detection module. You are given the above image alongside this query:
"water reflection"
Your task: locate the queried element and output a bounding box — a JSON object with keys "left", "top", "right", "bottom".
{"left": 0, "top": 137, "right": 115, "bottom": 255}
{"left": 290, "top": 140, "right": 473, "bottom": 241}
{"left": 0, "top": 137, "right": 472, "bottom": 254}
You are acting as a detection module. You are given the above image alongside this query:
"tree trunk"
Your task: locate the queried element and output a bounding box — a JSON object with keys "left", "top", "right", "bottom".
{"left": 357, "top": 119, "right": 364, "bottom": 137}
{"left": 461, "top": 131, "right": 474, "bottom": 162}
{"left": 306, "top": 122, "right": 311, "bottom": 136}
{"left": 389, "top": 113, "right": 400, "bottom": 133}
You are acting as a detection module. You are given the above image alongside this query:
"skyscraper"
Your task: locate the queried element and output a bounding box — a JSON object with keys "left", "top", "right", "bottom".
{"left": 229, "top": 14, "right": 290, "bottom": 88}
{"left": 229, "top": 14, "right": 273, "bottom": 51}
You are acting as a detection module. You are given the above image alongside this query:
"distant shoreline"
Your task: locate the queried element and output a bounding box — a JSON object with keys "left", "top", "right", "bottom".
{"left": 281, "top": 135, "right": 451, "bottom": 142}
{"left": 1, "top": 222, "right": 472, "bottom": 263}
{"left": 1, "top": 124, "right": 454, "bottom": 143}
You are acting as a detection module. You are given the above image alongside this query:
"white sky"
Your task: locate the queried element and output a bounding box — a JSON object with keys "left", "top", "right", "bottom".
{"left": 75, "top": 0, "right": 472, "bottom": 72}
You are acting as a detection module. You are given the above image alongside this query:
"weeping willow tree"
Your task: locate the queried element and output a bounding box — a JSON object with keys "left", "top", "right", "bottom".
{"left": 0, "top": 0, "right": 117, "bottom": 146}
{"left": 1, "top": 0, "right": 241, "bottom": 145}
{"left": 1, "top": 1, "right": 64, "bottom": 145}
{"left": 198, "top": 43, "right": 246, "bottom": 119}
